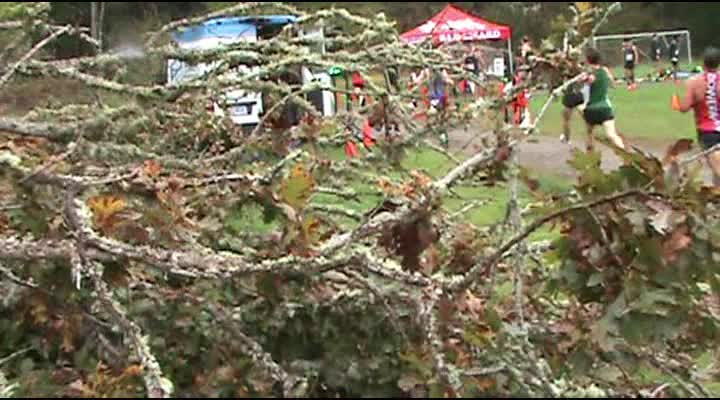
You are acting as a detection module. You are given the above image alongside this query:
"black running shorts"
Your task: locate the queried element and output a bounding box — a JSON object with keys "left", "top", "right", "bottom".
{"left": 699, "top": 130, "right": 720, "bottom": 150}
{"left": 562, "top": 91, "right": 584, "bottom": 108}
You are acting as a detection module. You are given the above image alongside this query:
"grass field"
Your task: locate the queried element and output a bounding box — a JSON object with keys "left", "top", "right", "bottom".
{"left": 230, "top": 69, "right": 704, "bottom": 240}
{"left": 530, "top": 78, "right": 697, "bottom": 144}
{"left": 227, "top": 143, "right": 572, "bottom": 242}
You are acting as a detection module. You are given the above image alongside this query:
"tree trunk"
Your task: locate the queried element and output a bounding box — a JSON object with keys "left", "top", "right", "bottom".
{"left": 90, "top": 2, "right": 105, "bottom": 52}
{"left": 98, "top": 2, "right": 105, "bottom": 52}
{"left": 90, "top": 2, "right": 98, "bottom": 40}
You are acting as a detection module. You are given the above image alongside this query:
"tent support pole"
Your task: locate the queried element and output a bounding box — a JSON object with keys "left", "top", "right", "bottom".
{"left": 507, "top": 37, "right": 514, "bottom": 77}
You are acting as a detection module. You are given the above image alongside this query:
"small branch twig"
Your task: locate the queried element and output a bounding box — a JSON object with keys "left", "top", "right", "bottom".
{"left": 0, "top": 25, "right": 71, "bottom": 88}
{"left": 0, "top": 347, "right": 33, "bottom": 367}
{"left": 19, "top": 134, "right": 83, "bottom": 184}
{"left": 681, "top": 143, "right": 720, "bottom": 165}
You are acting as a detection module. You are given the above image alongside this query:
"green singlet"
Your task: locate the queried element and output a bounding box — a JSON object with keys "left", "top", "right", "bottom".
{"left": 583, "top": 66, "right": 614, "bottom": 126}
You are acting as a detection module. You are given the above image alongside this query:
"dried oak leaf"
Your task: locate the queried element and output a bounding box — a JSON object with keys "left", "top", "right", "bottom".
{"left": 143, "top": 159, "right": 162, "bottom": 178}
{"left": 662, "top": 138, "right": 694, "bottom": 166}
{"left": 662, "top": 224, "right": 692, "bottom": 264}
{"left": 494, "top": 144, "right": 511, "bottom": 162}
{"left": 380, "top": 215, "right": 438, "bottom": 272}
{"left": 279, "top": 163, "right": 316, "bottom": 211}
{"left": 87, "top": 195, "right": 126, "bottom": 232}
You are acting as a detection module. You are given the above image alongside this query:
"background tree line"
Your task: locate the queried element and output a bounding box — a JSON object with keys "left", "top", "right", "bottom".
{"left": 1, "top": 2, "right": 717, "bottom": 59}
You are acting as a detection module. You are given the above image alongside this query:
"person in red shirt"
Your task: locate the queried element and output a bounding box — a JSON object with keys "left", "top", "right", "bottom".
{"left": 511, "top": 66, "right": 531, "bottom": 126}
{"left": 351, "top": 70, "right": 367, "bottom": 107}
{"left": 676, "top": 47, "right": 720, "bottom": 186}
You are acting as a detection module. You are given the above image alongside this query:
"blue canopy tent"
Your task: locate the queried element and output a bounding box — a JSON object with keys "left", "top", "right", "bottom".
{"left": 167, "top": 14, "right": 336, "bottom": 126}
{"left": 171, "top": 15, "right": 298, "bottom": 44}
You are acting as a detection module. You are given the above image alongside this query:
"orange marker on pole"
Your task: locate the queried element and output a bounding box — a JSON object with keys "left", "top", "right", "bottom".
{"left": 671, "top": 79, "right": 681, "bottom": 111}
{"left": 671, "top": 93, "right": 681, "bottom": 111}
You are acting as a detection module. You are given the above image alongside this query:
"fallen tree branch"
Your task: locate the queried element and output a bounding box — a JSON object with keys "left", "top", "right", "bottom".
{"left": 0, "top": 21, "right": 23, "bottom": 30}
{"left": 0, "top": 117, "right": 75, "bottom": 141}
{"left": 0, "top": 25, "right": 71, "bottom": 88}
{"left": 309, "top": 204, "right": 362, "bottom": 221}
{"left": 0, "top": 347, "right": 33, "bottom": 369}
{"left": 681, "top": 143, "right": 720, "bottom": 165}
{"left": 63, "top": 183, "right": 173, "bottom": 398}
{"left": 448, "top": 189, "right": 650, "bottom": 293}
{"left": 200, "top": 300, "right": 308, "bottom": 397}
{"left": 90, "top": 259, "right": 174, "bottom": 398}
{"left": 22, "top": 60, "right": 171, "bottom": 99}
{"left": 418, "top": 287, "right": 463, "bottom": 396}
{"left": 360, "top": 249, "right": 432, "bottom": 287}
{"left": 0, "top": 236, "right": 111, "bottom": 262}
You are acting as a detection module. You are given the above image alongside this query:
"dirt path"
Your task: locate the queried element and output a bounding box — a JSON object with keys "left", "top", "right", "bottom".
{"left": 445, "top": 126, "right": 712, "bottom": 183}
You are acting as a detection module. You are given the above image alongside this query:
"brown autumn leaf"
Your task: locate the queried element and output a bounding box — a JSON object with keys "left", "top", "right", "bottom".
{"left": 519, "top": 166, "right": 540, "bottom": 194}
{"left": 114, "top": 220, "right": 150, "bottom": 245}
{"left": 401, "top": 183, "right": 417, "bottom": 199}
{"left": 464, "top": 290, "right": 484, "bottom": 318}
{"left": 27, "top": 293, "right": 50, "bottom": 325}
{"left": 662, "top": 138, "right": 694, "bottom": 166}
{"left": 122, "top": 365, "right": 143, "bottom": 377}
{"left": 166, "top": 176, "right": 182, "bottom": 192}
{"left": 423, "top": 244, "right": 439, "bottom": 276}
{"left": 279, "top": 164, "right": 316, "bottom": 211}
{"left": 574, "top": 2, "right": 593, "bottom": 12}
{"left": 87, "top": 195, "right": 127, "bottom": 232}
{"left": 143, "top": 159, "right": 162, "bottom": 178}
{"left": 305, "top": 215, "right": 324, "bottom": 244}
{"left": 51, "top": 367, "right": 81, "bottom": 385}
{"left": 494, "top": 144, "right": 511, "bottom": 162}
{"left": 65, "top": 379, "right": 97, "bottom": 398}
{"left": 475, "top": 377, "right": 495, "bottom": 391}
{"left": 662, "top": 224, "right": 692, "bottom": 263}
{"left": 410, "top": 169, "right": 433, "bottom": 188}
{"left": 438, "top": 295, "right": 455, "bottom": 330}
{"left": 377, "top": 177, "right": 392, "bottom": 192}
{"left": 0, "top": 213, "right": 8, "bottom": 233}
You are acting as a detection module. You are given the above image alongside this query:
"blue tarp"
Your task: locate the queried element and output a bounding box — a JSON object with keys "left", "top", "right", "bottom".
{"left": 172, "top": 15, "right": 298, "bottom": 44}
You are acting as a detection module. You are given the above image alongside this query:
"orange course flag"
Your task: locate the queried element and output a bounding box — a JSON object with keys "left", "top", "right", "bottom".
{"left": 362, "top": 120, "right": 375, "bottom": 148}
{"left": 671, "top": 94, "right": 681, "bottom": 111}
{"left": 345, "top": 140, "right": 359, "bottom": 158}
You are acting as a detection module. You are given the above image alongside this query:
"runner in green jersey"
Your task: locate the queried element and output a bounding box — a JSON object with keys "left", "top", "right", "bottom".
{"left": 582, "top": 47, "right": 626, "bottom": 151}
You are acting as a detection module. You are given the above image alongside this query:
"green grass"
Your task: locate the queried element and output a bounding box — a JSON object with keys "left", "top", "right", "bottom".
{"left": 226, "top": 144, "right": 572, "bottom": 242}
{"left": 530, "top": 80, "right": 696, "bottom": 144}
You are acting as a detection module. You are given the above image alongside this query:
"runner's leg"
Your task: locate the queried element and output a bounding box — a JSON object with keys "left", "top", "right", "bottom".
{"left": 586, "top": 123, "right": 595, "bottom": 152}
{"left": 624, "top": 67, "right": 631, "bottom": 86}
{"left": 707, "top": 151, "right": 720, "bottom": 186}
{"left": 602, "top": 119, "right": 625, "bottom": 149}
{"left": 562, "top": 106, "right": 573, "bottom": 143}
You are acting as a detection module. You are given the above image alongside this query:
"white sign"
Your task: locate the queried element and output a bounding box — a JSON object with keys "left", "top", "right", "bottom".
{"left": 438, "top": 30, "right": 502, "bottom": 43}
{"left": 419, "top": 18, "right": 489, "bottom": 33}
{"left": 493, "top": 57, "right": 505, "bottom": 76}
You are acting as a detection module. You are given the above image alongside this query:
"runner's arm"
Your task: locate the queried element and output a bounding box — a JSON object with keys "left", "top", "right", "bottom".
{"left": 677, "top": 80, "right": 696, "bottom": 113}
{"left": 604, "top": 67, "right": 616, "bottom": 88}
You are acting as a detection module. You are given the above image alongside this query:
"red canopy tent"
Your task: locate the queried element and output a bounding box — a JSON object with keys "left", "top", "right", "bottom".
{"left": 400, "top": 4, "right": 514, "bottom": 74}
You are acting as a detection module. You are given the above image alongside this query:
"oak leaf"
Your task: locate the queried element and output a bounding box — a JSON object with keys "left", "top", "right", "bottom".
{"left": 279, "top": 164, "right": 315, "bottom": 210}
{"left": 87, "top": 195, "right": 126, "bottom": 232}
